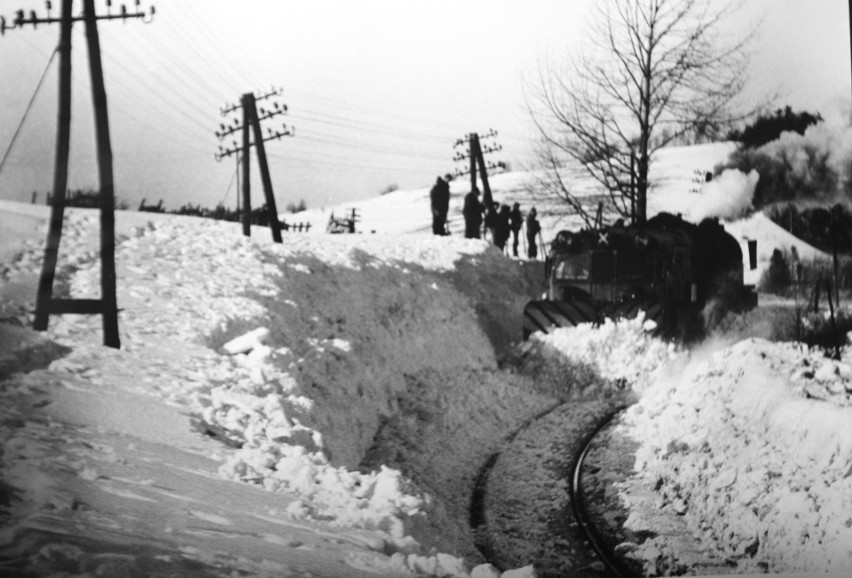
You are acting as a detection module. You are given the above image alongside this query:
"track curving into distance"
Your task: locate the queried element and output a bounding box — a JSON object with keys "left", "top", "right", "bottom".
{"left": 570, "top": 405, "right": 631, "bottom": 578}
{"left": 470, "top": 400, "right": 633, "bottom": 576}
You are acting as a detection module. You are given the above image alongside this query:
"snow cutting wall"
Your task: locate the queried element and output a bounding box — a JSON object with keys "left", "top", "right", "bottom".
{"left": 44, "top": 214, "right": 548, "bottom": 560}
{"left": 196, "top": 233, "right": 541, "bottom": 468}
{"left": 620, "top": 338, "right": 852, "bottom": 574}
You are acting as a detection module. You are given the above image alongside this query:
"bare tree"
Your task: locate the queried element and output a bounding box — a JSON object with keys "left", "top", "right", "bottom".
{"left": 528, "top": 0, "right": 755, "bottom": 225}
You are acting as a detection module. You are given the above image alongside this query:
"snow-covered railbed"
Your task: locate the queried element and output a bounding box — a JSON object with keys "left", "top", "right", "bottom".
{"left": 5, "top": 205, "right": 852, "bottom": 576}
{"left": 1, "top": 209, "right": 577, "bottom": 576}
{"left": 588, "top": 337, "right": 852, "bottom": 576}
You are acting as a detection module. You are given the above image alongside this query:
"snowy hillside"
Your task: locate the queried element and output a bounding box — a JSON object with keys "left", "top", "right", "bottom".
{"left": 289, "top": 142, "right": 824, "bottom": 287}
{"left": 2, "top": 142, "right": 852, "bottom": 577}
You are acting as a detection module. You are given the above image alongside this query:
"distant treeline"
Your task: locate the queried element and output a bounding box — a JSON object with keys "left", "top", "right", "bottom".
{"left": 767, "top": 204, "right": 852, "bottom": 256}
{"left": 41, "top": 188, "right": 130, "bottom": 210}
{"left": 34, "top": 189, "right": 310, "bottom": 230}
{"left": 138, "top": 198, "right": 312, "bottom": 230}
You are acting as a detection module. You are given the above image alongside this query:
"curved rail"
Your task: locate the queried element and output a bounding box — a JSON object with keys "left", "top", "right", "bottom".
{"left": 570, "top": 405, "right": 630, "bottom": 578}
{"left": 471, "top": 401, "right": 634, "bottom": 576}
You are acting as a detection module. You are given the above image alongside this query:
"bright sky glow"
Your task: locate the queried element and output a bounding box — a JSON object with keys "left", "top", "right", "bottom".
{"left": 0, "top": 0, "right": 849, "bottom": 211}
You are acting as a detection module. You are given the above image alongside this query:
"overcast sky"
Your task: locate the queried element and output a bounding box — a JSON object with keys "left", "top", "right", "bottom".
{"left": 0, "top": 0, "right": 850, "bottom": 212}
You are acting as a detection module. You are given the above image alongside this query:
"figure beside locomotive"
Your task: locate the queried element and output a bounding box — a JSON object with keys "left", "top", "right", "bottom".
{"left": 523, "top": 212, "right": 758, "bottom": 340}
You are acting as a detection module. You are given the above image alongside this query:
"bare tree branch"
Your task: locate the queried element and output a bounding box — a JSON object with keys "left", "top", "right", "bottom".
{"left": 527, "top": 0, "right": 757, "bottom": 225}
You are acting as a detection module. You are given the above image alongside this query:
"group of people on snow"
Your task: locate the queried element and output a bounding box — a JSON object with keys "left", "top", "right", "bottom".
{"left": 429, "top": 175, "right": 541, "bottom": 259}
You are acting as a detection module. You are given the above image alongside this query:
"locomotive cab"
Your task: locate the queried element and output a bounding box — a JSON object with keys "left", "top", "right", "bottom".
{"left": 524, "top": 212, "right": 757, "bottom": 340}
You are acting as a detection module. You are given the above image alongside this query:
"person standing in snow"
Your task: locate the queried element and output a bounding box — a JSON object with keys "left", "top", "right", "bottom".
{"left": 509, "top": 202, "right": 523, "bottom": 257}
{"left": 526, "top": 206, "right": 541, "bottom": 259}
{"left": 463, "top": 188, "right": 483, "bottom": 239}
{"left": 429, "top": 175, "right": 451, "bottom": 235}
{"left": 494, "top": 205, "right": 512, "bottom": 252}
{"left": 483, "top": 201, "right": 499, "bottom": 242}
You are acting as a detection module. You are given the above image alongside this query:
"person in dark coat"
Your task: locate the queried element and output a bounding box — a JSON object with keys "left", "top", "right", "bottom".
{"left": 483, "top": 202, "right": 500, "bottom": 242}
{"left": 429, "top": 175, "right": 450, "bottom": 235}
{"left": 463, "top": 189, "right": 483, "bottom": 239}
{"left": 494, "top": 205, "right": 512, "bottom": 251}
{"left": 526, "top": 206, "right": 541, "bottom": 259}
{"left": 509, "top": 202, "right": 523, "bottom": 257}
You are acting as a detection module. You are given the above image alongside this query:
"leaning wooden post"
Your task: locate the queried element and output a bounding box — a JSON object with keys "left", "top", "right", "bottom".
{"left": 245, "top": 93, "right": 282, "bottom": 243}
{"left": 33, "top": 0, "right": 73, "bottom": 333}
{"left": 241, "top": 94, "right": 251, "bottom": 236}
{"left": 474, "top": 135, "right": 494, "bottom": 213}
{"left": 82, "top": 0, "right": 120, "bottom": 348}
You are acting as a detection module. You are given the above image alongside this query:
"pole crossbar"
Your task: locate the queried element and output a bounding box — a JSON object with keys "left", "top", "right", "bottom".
{"left": 216, "top": 90, "right": 293, "bottom": 241}
{"left": 7, "top": 0, "right": 156, "bottom": 348}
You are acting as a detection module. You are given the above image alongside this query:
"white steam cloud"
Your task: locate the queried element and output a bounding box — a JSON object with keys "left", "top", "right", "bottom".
{"left": 687, "top": 168, "right": 759, "bottom": 222}
{"left": 763, "top": 122, "right": 852, "bottom": 199}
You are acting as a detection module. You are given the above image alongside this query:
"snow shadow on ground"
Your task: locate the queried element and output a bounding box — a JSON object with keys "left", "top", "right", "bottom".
{"left": 0, "top": 323, "right": 71, "bottom": 380}
{"left": 198, "top": 247, "right": 579, "bottom": 563}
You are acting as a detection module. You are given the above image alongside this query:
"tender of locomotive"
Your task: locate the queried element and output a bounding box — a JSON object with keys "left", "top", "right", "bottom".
{"left": 523, "top": 212, "right": 757, "bottom": 340}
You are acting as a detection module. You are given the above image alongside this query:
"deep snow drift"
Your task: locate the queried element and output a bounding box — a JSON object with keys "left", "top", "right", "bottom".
{"left": 2, "top": 141, "right": 852, "bottom": 577}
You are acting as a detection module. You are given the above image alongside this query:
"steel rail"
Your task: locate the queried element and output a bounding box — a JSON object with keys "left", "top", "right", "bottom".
{"left": 570, "top": 405, "right": 631, "bottom": 578}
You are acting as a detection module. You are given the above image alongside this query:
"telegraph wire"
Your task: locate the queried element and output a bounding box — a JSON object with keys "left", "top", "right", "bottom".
{"left": 88, "top": 25, "right": 226, "bottom": 124}
{"left": 99, "top": 10, "right": 520, "bottom": 158}
{"left": 171, "top": 2, "right": 261, "bottom": 91}
{"left": 156, "top": 11, "right": 247, "bottom": 96}
{"left": 0, "top": 45, "right": 58, "bottom": 179}
{"left": 296, "top": 133, "right": 449, "bottom": 161}
{"left": 86, "top": 44, "right": 220, "bottom": 140}
{"left": 219, "top": 156, "right": 239, "bottom": 206}
{"left": 291, "top": 109, "right": 451, "bottom": 144}
{"left": 103, "top": 23, "right": 227, "bottom": 108}
{"left": 286, "top": 87, "right": 468, "bottom": 133}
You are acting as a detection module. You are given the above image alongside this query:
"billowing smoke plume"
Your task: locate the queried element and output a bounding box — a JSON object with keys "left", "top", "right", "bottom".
{"left": 761, "top": 122, "right": 852, "bottom": 199}
{"left": 687, "top": 168, "right": 759, "bottom": 222}
{"left": 719, "top": 107, "right": 852, "bottom": 210}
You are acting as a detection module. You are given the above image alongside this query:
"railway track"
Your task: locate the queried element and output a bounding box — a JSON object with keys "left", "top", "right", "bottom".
{"left": 470, "top": 400, "right": 633, "bottom": 577}
{"left": 570, "top": 405, "right": 631, "bottom": 578}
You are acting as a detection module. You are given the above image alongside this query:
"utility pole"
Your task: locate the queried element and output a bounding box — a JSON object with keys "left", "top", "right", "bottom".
{"left": 216, "top": 87, "right": 293, "bottom": 243}
{"left": 452, "top": 129, "right": 506, "bottom": 214}
{"left": 2, "top": 0, "right": 155, "bottom": 349}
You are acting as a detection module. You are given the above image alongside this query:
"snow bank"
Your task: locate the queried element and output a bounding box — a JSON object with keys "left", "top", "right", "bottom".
{"left": 620, "top": 338, "right": 852, "bottom": 574}
{"left": 530, "top": 314, "right": 681, "bottom": 395}
{"left": 59, "top": 213, "right": 536, "bottom": 574}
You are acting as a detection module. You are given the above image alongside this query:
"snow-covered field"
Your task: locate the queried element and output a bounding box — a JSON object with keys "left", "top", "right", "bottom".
{"left": 2, "top": 141, "right": 852, "bottom": 577}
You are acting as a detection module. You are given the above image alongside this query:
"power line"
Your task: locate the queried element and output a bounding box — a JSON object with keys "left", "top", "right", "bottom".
{"left": 291, "top": 109, "right": 451, "bottom": 144}
{"left": 296, "top": 133, "right": 449, "bottom": 161}
{"left": 287, "top": 87, "right": 468, "bottom": 133}
{"left": 171, "top": 2, "right": 261, "bottom": 91}
{"left": 0, "top": 46, "right": 58, "bottom": 178}
{"left": 87, "top": 26, "right": 226, "bottom": 128}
